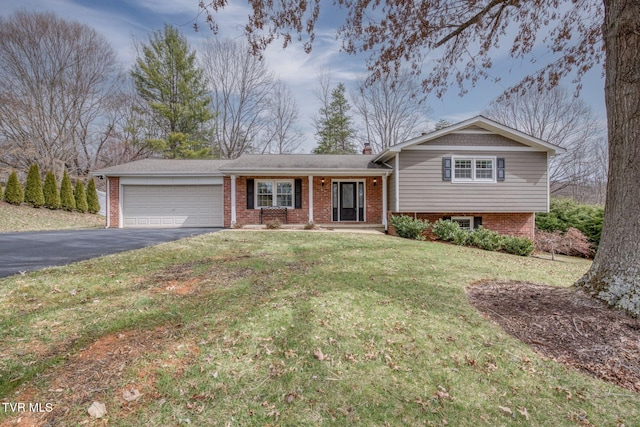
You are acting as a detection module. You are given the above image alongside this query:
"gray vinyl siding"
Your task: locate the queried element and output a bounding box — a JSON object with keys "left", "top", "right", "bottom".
{"left": 397, "top": 150, "right": 548, "bottom": 212}
{"left": 418, "top": 133, "right": 525, "bottom": 147}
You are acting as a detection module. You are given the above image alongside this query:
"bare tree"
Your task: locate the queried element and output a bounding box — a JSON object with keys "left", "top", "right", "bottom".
{"left": 200, "top": 38, "right": 275, "bottom": 159}
{"left": 0, "top": 11, "right": 123, "bottom": 176}
{"left": 352, "top": 73, "right": 431, "bottom": 153}
{"left": 482, "top": 86, "right": 607, "bottom": 202}
{"left": 260, "top": 81, "right": 304, "bottom": 154}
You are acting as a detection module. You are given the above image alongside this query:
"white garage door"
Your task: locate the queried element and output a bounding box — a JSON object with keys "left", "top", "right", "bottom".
{"left": 122, "top": 185, "right": 223, "bottom": 228}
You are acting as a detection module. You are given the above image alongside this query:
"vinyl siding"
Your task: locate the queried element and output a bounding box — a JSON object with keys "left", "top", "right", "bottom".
{"left": 416, "top": 133, "right": 526, "bottom": 147}
{"left": 397, "top": 150, "right": 548, "bottom": 212}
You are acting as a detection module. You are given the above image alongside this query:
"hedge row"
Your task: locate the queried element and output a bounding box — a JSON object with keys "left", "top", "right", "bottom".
{"left": 536, "top": 197, "right": 603, "bottom": 247}
{"left": 390, "top": 215, "right": 535, "bottom": 257}
{"left": 2, "top": 166, "right": 100, "bottom": 214}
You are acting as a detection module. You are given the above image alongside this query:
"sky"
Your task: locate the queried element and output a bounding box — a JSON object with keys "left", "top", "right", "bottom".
{"left": 0, "top": 0, "right": 607, "bottom": 153}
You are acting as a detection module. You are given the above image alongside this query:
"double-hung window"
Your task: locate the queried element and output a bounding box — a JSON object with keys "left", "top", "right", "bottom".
{"left": 452, "top": 156, "right": 496, "bottom": 182}
{"left": 256, "top": 180, "right": 293, "bottom": 208}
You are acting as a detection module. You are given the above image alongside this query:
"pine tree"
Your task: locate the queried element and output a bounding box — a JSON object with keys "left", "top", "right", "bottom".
{"left": 131, "top": 24, "right": 213, "bottom": 159}
{"left": 4, "top": 171, "right": 24, "bottom": 205}
{"left": 43, "top": 171, "right": 61, "bottom": 209}
{"left": 86, "top": 178, "right": 100, "bottom": 214}
{"left": 59, "top": 170, "right": 76, "bottom": 212}
{"left": 24, "top": 164, "right": 45, "bottom": 208}
{"left": 74, "top": 180, "right": 88, "bottom": 213}
{"left": 313, "top": 83, "right": 357, "bottom": 154}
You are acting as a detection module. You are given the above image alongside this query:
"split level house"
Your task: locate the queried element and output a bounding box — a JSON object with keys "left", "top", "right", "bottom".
{"left": 92, "top": 116, "right": 565, "bottom": 239}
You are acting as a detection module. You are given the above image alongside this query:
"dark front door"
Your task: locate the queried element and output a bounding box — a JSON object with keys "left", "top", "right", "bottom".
{"left": 340, "top": 182, "right": 357, "bottom": 221}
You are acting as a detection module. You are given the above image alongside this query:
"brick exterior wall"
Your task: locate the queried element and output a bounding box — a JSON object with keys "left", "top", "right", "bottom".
{"left": 225, "top": 175, "right": 384, "bottom": 227}
{"left": 107, "top": 177, "right": 120, "bottom": 228}
{"left": 389, "top": 212, "right": 535, "bottom": 240}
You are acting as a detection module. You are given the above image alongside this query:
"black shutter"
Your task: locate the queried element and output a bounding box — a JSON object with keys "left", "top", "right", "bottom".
{"left": 442, "top": 157, "right": 452, "bottom": 181}
{"left": 497, "top": 158, "right": 506, "bottom": 181}
{"left": 246, "top": 179, "right": 254, "bottom": 209}
{"left": 294, "top": 179, "right": 302, "bottom": 209}
{"left": 442, "top": 216, "right": 451, "bottom": 221}
{"left": 473, "top": 216, "right": 483, "bottom": 229}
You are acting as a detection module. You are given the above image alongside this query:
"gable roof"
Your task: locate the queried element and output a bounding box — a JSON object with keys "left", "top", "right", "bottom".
{"left": 219, "top": 154, "right": 391, "bottom": 176}
{"left": 373, "top": 115, "right": 566, "bottom": 163}
{"left": 91, "top": 159, "right": 231, "bottom": 177}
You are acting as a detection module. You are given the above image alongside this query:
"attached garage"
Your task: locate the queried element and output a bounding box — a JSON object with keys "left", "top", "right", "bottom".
{"left": 92, "top": 159, "right": 229, "bottom": 229}
{"left": 122, "top": 184, "right": 223, "bottom": 228}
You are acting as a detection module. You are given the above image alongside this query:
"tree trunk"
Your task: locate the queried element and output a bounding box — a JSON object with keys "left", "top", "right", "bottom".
{"left": 575, "top": 0, "right": 640, "bottom": 315}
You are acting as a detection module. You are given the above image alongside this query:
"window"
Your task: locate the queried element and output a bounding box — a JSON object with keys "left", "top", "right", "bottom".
{"left": 452, "top": 216, "right": 473, "bottom": 230}
{"left": 256, "top": 180, "right": 294, "bottom": 208}
{"left": 452, "top": 156, "right": 496, "bottom": 182}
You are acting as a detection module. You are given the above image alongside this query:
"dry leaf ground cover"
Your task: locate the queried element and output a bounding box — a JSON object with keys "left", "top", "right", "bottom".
{"left": 0, "top": 231, "right": 638, "bottom": 426}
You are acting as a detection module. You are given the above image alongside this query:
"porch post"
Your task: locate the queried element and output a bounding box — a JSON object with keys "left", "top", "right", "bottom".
{"left": 230, "top": 175, "right": 237, "bottom": 225}
{"left": 382, "top": 174, "right": 388, "bottom": 230}
{"left": 394, "top": 154, "right": 400, "bottom": 212}
{"left": 308, "top": 175, "right": 314, "bottom": 223}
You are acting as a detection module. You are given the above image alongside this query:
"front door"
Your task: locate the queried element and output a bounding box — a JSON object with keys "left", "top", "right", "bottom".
{"left": 340, "top": 182, "right": 357, "bottom": 221}
{"left": 332, "top": 181, "right": 365, "bottom": 222}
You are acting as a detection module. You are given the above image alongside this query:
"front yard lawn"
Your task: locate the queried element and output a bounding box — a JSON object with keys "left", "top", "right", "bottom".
{"left": 0, "top": 231, "right": 637, "bottom": 426}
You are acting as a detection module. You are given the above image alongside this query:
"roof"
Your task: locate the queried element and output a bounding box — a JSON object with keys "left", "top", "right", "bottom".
{"left": 219, "top": 154, "right": 391, "bottom": 176}
{"left": 91, "top": 159, "right": 231, "bottom": 177}
{"left": 374, "top": 115, "right": 566, "bottom": 163}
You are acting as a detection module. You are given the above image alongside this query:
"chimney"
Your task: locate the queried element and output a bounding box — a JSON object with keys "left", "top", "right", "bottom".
{"left": 362, "top": 142, "right": 372, "bottom": 155}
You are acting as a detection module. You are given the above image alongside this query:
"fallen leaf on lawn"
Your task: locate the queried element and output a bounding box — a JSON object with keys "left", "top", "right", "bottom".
{"left": 122, "top": 387, "right": 142, "bottom": 402}
{"left": 314, "top": 348, "right": 326, "bottom": 361}
{"left": 498, "top": 406, "right": 512, "bottom": 415}
{"left": 518, "top": 407, "right": 530, "bottom": 420}
{"left": 87, "top": 401, "right": 106, "bottom": 418}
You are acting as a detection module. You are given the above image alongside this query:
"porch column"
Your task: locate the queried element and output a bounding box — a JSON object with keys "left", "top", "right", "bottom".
{"left": 382, "top": 174, "right": 388, "bottom": 230}
{"left": 230, "top": 175, "right": 237, "bottom": 225}
{"left": 308, "top": 175, "right": 314, "bottom": 223}
{"left": 394, "top": 154, "right": 400, "bottom": 212}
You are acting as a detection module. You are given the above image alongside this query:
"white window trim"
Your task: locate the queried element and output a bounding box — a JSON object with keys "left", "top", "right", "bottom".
{"left": 255, "top": 179, "right": 295, "bottom": 208}
{"left": 451, "top": 155, "right": 497, "bottom": 183}
{"left": 452, "top": 216, "right": 474, "bottom": 230}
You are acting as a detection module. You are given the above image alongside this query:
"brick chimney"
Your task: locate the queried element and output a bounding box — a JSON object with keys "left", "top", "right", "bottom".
{"left": 362, "top": 142, "right": 372, "bottom": 155}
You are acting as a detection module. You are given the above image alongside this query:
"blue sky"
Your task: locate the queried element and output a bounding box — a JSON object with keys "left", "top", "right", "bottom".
{"left": 1, "top": 0, "right": 607, "bottom": 152}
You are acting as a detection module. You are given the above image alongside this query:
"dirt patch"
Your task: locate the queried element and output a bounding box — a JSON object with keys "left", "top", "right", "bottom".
{"left": 1, "top": 325, "right": 196, "bottom": 427}
{"left": 467, "top": 280, "right": 640, "bottom": 393}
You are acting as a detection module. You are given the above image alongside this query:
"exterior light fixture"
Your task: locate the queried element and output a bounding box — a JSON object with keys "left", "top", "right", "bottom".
{"left": 321, "top": 177, "right": 325, "bottom": 186}
{"left": 373, "top": 178, "right": 377, "bottom": 186}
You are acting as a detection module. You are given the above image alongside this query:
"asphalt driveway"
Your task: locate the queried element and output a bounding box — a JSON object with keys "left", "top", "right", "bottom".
{"left": 0, "top": 228, "right": 220, "bottom": 278}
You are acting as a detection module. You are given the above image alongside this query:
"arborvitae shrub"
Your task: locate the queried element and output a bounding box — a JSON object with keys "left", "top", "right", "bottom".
{"left": 24, "top": 164, "right": 45, "bottom": 208}
{"left": 4, "top": 171, "right": 24, "bottom": 205}
{"left": 86, "top": 178, "right": 100, "bottom": 214}
{"left": 74, "top": 180, "right": 88, "bottom": 213}
{"left": 59, "top": 170, "right": 76, "bottom": 212}
{"left": 43, "top": 171, "right": 61, "bottom": 210}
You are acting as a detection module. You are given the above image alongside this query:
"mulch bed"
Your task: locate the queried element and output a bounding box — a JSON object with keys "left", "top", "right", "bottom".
{"left": 467, "top": 280, "right": 640, "bottom": 393}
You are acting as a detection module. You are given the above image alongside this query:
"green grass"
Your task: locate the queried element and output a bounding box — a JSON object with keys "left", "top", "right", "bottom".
{"left": 0, "top": 231, "right": 637, "bottom": 426}
{"left": 0, "top": 201, "right": 104, "bottom": 232}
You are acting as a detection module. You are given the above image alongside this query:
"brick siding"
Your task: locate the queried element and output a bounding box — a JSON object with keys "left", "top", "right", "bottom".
{"left": 107, "top": 176, "right": 119, "bottom": 228}
{"left": 389, "top": 211, "right": 535, "bottom": 240}
{"left": 225, "top": 176, "right": 384, "bottom": 227}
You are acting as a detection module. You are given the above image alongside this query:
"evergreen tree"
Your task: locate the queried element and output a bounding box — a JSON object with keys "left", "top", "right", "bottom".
{"left": 24, "top": 164, "right": 45, "bottom": 208}
{"left": 131, "top": 24, "right": 213, "bottom": 159}
{"left": 313, "top": 83, "right": 357, "bottom": 154}
{"left": 0, "top": 181, "right": 3, "bottom": 201}
{"left": 43, "top": 171, "right": 61, "bottom": 209}
{"left": 59, "top": 170, "right": 76, "bottom": 211}
{"left": 4, "top": 171, "right": 24, "bottom": 205}
{"left": 86, "top": 178, "right": 100, "bottom": 214}
{"left": 74, "top": 180, "right": 88, "bottom": 213}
